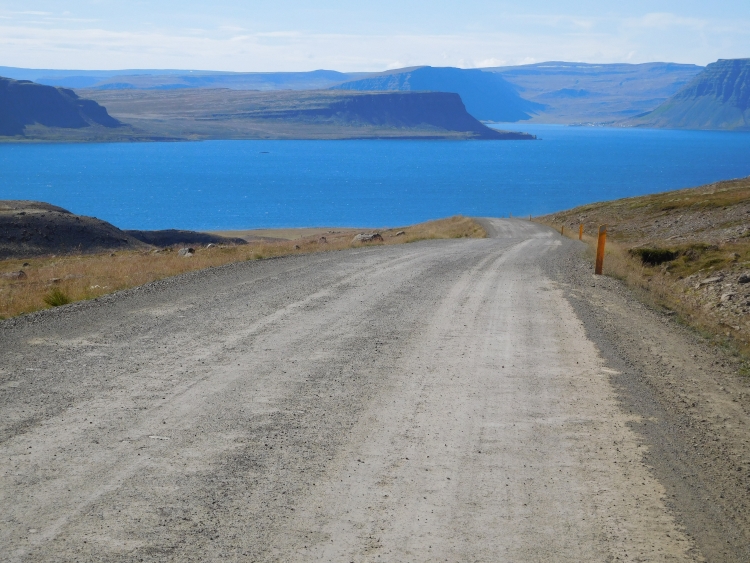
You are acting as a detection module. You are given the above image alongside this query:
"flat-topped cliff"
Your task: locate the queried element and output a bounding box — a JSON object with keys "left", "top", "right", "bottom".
{"left": 0, "top": 77, "right": 121, "bottom": 137}
{"left": 335, "top": 66, "right": 541, "bottom": 122}
{"left": 83, "top": 89, "right": 535, "bottom": 140}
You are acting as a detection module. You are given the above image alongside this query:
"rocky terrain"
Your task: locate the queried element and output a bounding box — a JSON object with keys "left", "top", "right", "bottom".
{"left": 0, "top": 77, "right": 122, "bottom": 137}
{"left": 629, "top": 58, "right": 750, "bottom": 130}
{"left": 124, "top": 230, "right": 247, "bottom": 247}
{"left": 0, "top": 201, "right": 244, "bottom": 259}
{"left": 540, "top": 176, "right": 750, "bottom": 353}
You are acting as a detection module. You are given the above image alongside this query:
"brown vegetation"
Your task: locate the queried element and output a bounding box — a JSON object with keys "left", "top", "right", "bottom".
{"left": 538, "top": 176, "right": 750, "bottom": 357}
{"left": 0, "top": 216, "right": 484, "bottom": 319}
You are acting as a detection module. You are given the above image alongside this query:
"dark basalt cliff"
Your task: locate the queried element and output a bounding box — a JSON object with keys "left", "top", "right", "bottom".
{"left": 335, "top": 67, "right": 542, "bottom": 122}
{"left": 629, "top": 59, "right": 750, "bottom": 130}
{"left": 271, "top": 91, "right": 534, "bottom": 139}
{"left": 0, "top": 77, "right": 122, "bottom": 136}
{"left": 84, "top": 88, "right": 535, "bottom": 140}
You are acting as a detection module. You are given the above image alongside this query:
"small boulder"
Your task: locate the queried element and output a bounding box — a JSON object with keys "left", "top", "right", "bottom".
{"left": 353, "top": 233, "right": 384, "bottom": 243}
{"left": 318, "top": 237, "right": 327, "bottom": 244}
{"left": 699, "top": 275, "right": 724, "bottom": 286}
{"left": 1, "top": 270, "right": 27, "bottom": 280}
{"left": 721, "top": 292, "right": 737, "bottom": 303}
{"left": 739, "top": 273, "right": 750, "bottom": 284}
{"left": 294, "top": 244, "right": 301, "bottom": 250}
{"left": 178, "top": 247, "right": 195, "bottom": 257}
{"left": 206, "top": 243, "right": 215, "bottom": 249}
{"left": 395, "top": 231, "right": 406, "bottom": 237}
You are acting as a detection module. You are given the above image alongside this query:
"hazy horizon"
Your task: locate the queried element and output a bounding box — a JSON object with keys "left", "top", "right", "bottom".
{"left": 1, "top": 1, "right": 748, "bottom": 72}
{"left": 0, "top": 60, "right": 711, "bottom": 75}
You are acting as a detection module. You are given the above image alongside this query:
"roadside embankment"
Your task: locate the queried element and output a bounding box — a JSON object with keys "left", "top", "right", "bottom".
{"left": 0, "top": 214, "right": 484, "bottom": 319}
{"left": 537, "top": 176, "right": 750, "bottom": 359}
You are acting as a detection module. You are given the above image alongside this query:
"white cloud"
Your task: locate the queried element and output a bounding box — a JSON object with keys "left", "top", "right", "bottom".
{"left": 630, "top": 12, "right": 708, "bottom": 30}
{"left": 473, "top": 58, "right": 506, "bottom": 68}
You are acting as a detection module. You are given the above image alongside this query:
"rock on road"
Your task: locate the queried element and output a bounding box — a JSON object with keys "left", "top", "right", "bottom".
{"left": 0, "top": 219, "right": 730, "bottom": 561}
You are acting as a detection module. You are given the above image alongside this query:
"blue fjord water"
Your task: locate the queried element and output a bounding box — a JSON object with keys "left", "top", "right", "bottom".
{"left": 1, "top": 124, "right": 750, "bottom": 230}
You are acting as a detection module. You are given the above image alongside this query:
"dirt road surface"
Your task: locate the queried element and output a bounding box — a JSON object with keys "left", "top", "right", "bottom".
{"left": 2, "top": 219, "right": 748, "bottom": 562}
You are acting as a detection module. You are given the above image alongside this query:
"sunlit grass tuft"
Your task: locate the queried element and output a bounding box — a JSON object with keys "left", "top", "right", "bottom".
{"left": 43, "top": 288, "right": 72, "bottom": 307}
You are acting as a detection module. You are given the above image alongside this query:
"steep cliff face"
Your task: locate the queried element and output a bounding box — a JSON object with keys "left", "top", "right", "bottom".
{"left": 630, "top": 59, "right": 750, "bottom": 130}
{"left": 335, "top": 67, "right": 541, "bottom": 122}
{"left": 0, "top": 77, "right": 121, "bottom": 136}
{"left": 273, "top": 92, "right": 533, "bottom": 139}
{"left": 85, "top": 88, "right": 535, "bottom": 140}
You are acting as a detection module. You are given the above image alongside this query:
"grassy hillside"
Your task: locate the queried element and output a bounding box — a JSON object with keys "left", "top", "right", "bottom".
{"left": 629, "top": 59, "right": 750, "bottom": 130}
{"left": 538, "top": 177, "right": 750, "bottom": 355}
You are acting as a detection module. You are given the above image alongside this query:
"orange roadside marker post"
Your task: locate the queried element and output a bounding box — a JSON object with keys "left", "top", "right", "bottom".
{"left": 579, "top": 224, "right": 583, "bottom": 240}
{"left": 595, "top": 225, "right": 607, "bottom": 275}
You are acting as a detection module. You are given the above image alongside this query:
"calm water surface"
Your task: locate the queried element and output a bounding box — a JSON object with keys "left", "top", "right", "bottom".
{"left": 1, "top": 124, "right": 749, "bottom": 230}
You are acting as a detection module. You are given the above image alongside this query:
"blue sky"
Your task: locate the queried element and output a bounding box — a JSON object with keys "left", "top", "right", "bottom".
{"left": 0, "top": 1, "right": 748, "bottom": 71}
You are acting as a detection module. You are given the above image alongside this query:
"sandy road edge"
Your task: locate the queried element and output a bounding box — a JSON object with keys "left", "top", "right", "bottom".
{"left": 541, "top": 231, "right": 750, "bottom": 563}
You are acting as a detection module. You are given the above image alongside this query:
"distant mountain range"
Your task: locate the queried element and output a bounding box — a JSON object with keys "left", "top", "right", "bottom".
{"left": 0, "top": 77, "right": 121, "bottom": 136}
{"left": 334, "top": 66, "right": 541, "bottom": 122}
{"left": 628, "top": 59, "right": 750, "bottom": 130}
{"left": 0, "top": 67, "right": 366, "bottom": 91}
{"left": 2, "top": 59, "right": 749, "bottom": 137}
{"left": 0, "top": 62, "right": 706, "bottom": 124}
{"left": 0, "top": 76, "right": 533, "bottom": 140}
{"left": 487, "top": 62, "right": 704, "bottom": 124}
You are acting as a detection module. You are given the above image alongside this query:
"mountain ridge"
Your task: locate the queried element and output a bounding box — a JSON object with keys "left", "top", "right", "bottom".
{"left": 628, "top": 58, "right": 750, "bottom": 130}
{"left": 334, "top": 66, "right": 542, "bottom": 122}
{"left": 487, "top": 61, "right": 704, "bottom": 124}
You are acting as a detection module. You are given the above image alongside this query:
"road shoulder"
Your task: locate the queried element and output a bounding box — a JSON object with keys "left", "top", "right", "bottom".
{"left": 550, "top": 236, "right": 750, "bottom": 563}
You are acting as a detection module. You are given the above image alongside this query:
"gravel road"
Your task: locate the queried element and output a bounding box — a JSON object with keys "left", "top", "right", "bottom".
{"left": 1, "top": 219, "right": 747, "bottom": 562}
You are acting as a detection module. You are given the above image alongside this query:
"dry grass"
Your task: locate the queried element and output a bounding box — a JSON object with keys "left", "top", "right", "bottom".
{"left": 537, "top": 177, "right": 750, "bottom": 358}
{"left": 0, "top": 216, "right": 485, "bottom": 319}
